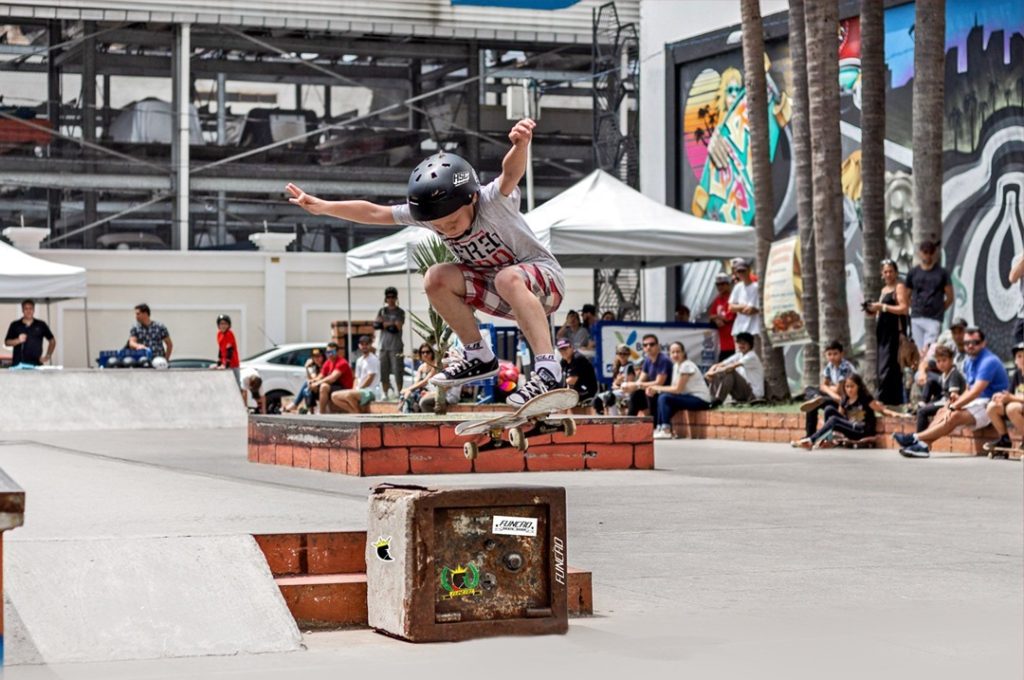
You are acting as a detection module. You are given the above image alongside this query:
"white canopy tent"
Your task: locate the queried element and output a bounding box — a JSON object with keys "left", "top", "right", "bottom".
{"left": 0, "top": 241, "right": 90, "bottom": 363}
{"left": 344, "top": 169, "right": 755, "bottom": 277}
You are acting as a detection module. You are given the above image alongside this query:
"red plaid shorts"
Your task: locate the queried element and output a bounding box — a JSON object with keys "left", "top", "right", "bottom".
{"left": 458, "top": 263, "right": 564, "bottom": 320}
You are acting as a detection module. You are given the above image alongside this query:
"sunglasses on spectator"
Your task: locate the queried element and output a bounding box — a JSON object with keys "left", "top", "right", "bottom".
{"left": 963, "top": 339, "right": 981, "bottom": 346}
{"left": 642, "top": 342, "right": 658, "bottom": 347}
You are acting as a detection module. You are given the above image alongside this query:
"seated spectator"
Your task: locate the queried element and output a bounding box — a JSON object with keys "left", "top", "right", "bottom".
{"left": 894, "top": 327, "right": 1010, "bottom": 458}
{"left": 674, "top": 305, "right": 691, "bottom": 323}
{"left": 313, "top": 342, "right": 354, "bottom": 414}
{"left": 557, "top": 338, "right": 598, "bottom": 403}
{"left": 914, "top": 317, "right": 967, "bottom": 404}
{"left": 601, "top": 310, "right": 616, "bottom": 322}
{"left": 555, "top": 310, "right": 590, "bottom": 350}
{"left": 128, "top": 303, "right": 173, "bottom": 360}
{"left": 331, "top": 335, "right": 380, "bottom": 414}
{"left": 399, "top": 343, "right": 458, "bottom": 413}
{"left": 622, "top": 334, "right": 672, "bottom": 416}
{"left": 647, "top": 341, "right": 712, "bottom": 439}
{"left": 983, "top": 342, "right": 1024, "bottom": 456}
{"left": 801, "top": 340, "right": 855, "bottom": 440}
{"left": 594, "top": 344, "right": 636, "bottom": 415}
{"left": 914, "top": 344, "right": 965, "bottom": 433}
{"left": 283, "top": 348, "right": 325, "bottom": 414}
{"left": 792, "top": 373, "right": 893, "bottom": 449}
{"left": 705, "top": 332, "right": 765, "bottom": 404}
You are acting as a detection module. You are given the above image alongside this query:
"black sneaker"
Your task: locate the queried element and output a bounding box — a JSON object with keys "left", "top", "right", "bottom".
{"left": 892, "top": 432, "right": 916, "bottom": 448}
{"left": 983, "top": 434, "right": 1012, "bottom": 453}
{"left": 429, "top": 352, "right": 499, "bottom": 388}
{"left": 507, "top": 367, "right": 560, "bottom": 407}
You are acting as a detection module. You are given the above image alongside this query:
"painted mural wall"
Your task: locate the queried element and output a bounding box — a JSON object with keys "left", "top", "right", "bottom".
{"left": 673, "top": 0, "right": 1024, "bottom": 361}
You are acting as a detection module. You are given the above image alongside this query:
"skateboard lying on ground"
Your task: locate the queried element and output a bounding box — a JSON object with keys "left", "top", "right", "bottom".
{"left": 831, "top": 434, "right": 880, "bottom": 450}
{"left": 984, "top": 447, "right": 1021, "bottom": 460}
{"left": 454, "top": 388, "right": 580, "bottom": 460}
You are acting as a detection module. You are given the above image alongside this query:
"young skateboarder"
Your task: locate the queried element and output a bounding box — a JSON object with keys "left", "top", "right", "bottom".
{"left": 286, "top": 118, "right": 564, "bottom": 405}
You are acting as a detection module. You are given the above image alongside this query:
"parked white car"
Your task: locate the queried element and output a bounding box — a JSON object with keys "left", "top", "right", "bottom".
{"left": 240, "top": 342, "right": 413, "bottom": 413}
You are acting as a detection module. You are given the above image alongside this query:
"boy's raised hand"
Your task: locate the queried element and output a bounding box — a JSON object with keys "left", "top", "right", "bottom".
{"left": 508, "top": 118, "right": 536, "bottom": 147}
{"left": 286, "top": 183, "right": 327, "bottom": 215}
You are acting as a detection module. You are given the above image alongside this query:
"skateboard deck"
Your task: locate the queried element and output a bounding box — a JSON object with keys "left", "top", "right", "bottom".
{"left": 455, "top": 389, "right": 580, "bottom": 459}
{"left": 986, "top": 447, "right": 1020, "bottom": 460}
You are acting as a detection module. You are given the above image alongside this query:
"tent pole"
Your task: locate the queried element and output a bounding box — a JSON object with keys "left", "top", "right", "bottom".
{"left": 346, "top": 272, "right": 353, "bottom": 363}
{"left": 406, "top": 242, "right": 413, "bottom": 354}
{"left": 83, "top": 295, "right": 92, "bottom": 368}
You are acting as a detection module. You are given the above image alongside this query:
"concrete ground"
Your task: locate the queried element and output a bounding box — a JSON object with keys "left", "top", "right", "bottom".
{"left": 0, "top": 428, "right": 1020, "bottom": 679}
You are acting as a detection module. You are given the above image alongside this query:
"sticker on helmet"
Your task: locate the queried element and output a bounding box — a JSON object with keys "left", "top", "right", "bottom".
{"left": 452, "top": 171, "right": 471, "bottom": 187}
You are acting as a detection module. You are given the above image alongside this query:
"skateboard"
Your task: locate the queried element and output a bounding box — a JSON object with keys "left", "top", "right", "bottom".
{"left": 986, "top": 447, "right": 1021, "bottom": 460}
{"left": 454, "top": 388, "right": 580, "bottom": 460}
{"left": 832, "top": 434, "right": 880, "bottom": 450}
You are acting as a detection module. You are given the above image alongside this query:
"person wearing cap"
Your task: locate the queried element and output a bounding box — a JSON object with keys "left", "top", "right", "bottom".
{"left": 287, "top": 117, "right": 569, "bottom": 408}
{"left": 905, "top": 241, "right": 953, "bottom": 353}
{"left": 312, "top": 342, "right": 354, "bottom": 414}
{"left": 555, "top": 309, "right": 590, "bottom": 351}
{"left": 593, "top": 344, "right": 637, "bottom": 415}
{"left": 374, "top": 286, "right": 406, "bottom": 401}
{"left": 727, "top": 258, "right": 762, "bottom": 354}
{"left": 915, "top": 317, "right": 968, "bottom": 403}
{"left": 557, "top": 337, "right": 598, "bottom": 403}
{"left": 707, "top": 273, "right": 736, "bottom": 361}
{"left": 982, "top": 343, "right": 1024, "bottom": 456}
{"left": 580, "top": 304, "right": 598, "bottom": 350}
{"left": 331, "top": 335, "right": 381, "bottom": 414}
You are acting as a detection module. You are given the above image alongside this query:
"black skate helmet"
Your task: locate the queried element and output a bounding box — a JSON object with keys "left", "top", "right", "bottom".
{"left": 407, "top": 152, "right": 480, "bottom": 222}
{"left": 217, "top": 314, "right": 232, "bottom": 327}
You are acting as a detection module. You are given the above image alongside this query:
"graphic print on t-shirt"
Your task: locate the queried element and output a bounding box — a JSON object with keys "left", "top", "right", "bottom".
{"left": 446, "top": 229, "right": 517, "bottom": 268}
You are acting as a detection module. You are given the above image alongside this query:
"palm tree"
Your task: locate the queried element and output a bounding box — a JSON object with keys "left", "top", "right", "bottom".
{"left": 860, "top": 0, "right": 885, "bottom": 392}
{"left": 741, "top": 0, "right": 790, "bottom": 401}
{"left": 912, "top": 0, "right": 945, "bottom": 248}
{"left": 804, "top": 0, "right": 851, "bottom": 350}
{"left": 788, "top": 0, "right": 818, "bottom": 391}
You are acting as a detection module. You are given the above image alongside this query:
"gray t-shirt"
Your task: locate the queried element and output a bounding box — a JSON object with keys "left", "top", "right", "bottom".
{"left": 376, "top": 305, "right": 405, "bottom": 352}
{"left": 392, "top": 180, "right": 562, "bottom": 276}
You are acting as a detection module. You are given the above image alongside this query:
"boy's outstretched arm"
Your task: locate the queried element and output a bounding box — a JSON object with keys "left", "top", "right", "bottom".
{"left": 497, "top": 118, "right": 536, "bottom": 197}
{"left": 286, "top": 183, "right": 396, "bottom": 225}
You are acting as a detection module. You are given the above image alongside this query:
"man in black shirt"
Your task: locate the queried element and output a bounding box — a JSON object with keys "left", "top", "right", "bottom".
{"left": 906, "top": 241, "right": 953, "bottom": 353}
{"left": 556, "top": 338, "right": 597, "bottom": 403}
{"left": 5, "top": 299, "right": 55, "bottom": 366}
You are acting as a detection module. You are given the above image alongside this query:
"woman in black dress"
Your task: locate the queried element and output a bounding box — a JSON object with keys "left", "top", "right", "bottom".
{"left": 866, "top": 259, "right": 910, "bottom": 405}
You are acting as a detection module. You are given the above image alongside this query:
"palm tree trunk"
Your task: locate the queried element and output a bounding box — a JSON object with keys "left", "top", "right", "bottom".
{"left": 788, "top": 0, "right": 819, "bottom": 393}
{"left": 860, "top": 0, "right": 885, "bottom": 391}
{"left": 805, "top": 0, "right": 851, "bottom": 351}
{"left": 913, "top": 0, "right": 945, "bottom": 248}
{"left": 741, "top": 0, "right": 790, "bottom": 401}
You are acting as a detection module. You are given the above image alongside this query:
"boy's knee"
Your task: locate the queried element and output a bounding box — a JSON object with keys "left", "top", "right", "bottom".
{"left": 423, "top": 264, "right": 457, "bottom": 294}
{"left": 493, "top": 268, "right": 525, "bottom": 296}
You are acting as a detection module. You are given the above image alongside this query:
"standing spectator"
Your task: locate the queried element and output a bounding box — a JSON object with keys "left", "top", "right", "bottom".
{"left": 915, "top": 317, "right": 968, "bottom": 404}
{"left": 128, "top": 303, "right": 173, "bottom": 359}
{"left": 707, "top": 273, "right": 736, "bottom": 361}
{"left": 557, "top": 338, "right": 598, "bottom": 403}
{"left": 705, "top": 332, "right": 765, "bottom": 404}
{"left": 674, "top": 305, "right": 691, "bottom": 323}
{"left": 622, "top": 334, "right": 672, "bottom": 416}
{"left": 800, "top": 340, "right": 855, "bottom": 440}
{"left": 793, "top": 374, "right": 893, "bottom": 449}
{"left": 556, "top": 310, "right": 590, "bottom": 350}
{"left": 580, "top": 304, "right": 599, "bottom": 349}
{"left": 331, "top": 335, "right": 381, "bottom": 413}
{"left": 894, "top": 327, "right": 1009, "bottom": 458}
{"left": 1011, "top": 252, "right": 1024, "bottom": 344}
{"left": 5, "top": 299, "right": 55, "bottom": 366}
{"left": 647, "top": 341, "right": 713, "bottom": 439}
{"left": 865, "top": 259, "right": 910, "bottom": 406}
{"left": 593, "top": 344, "right": 636, "bottom": 415}
{"left": 728, "top": 258, "right": 762, "bottom": 354}
{"left": 313, "top": 342, "right": 354, "bottom": 414}
{"left": 374, "top": 286, "right": 405, "bottom": 400}
{"left": 213, "top": 314, "right": 239, "bottom": 372}
{"left": 905, "top": 241, "right": 953, "bottom": 354}
{"left": 283, "top": 347, "right": 325, "bottom": 414}
{"left": 914, "top": 344, "right": 966, "bottom": 433}
{"left": 983, "top": 342, "right": 1024, "bottom": 455}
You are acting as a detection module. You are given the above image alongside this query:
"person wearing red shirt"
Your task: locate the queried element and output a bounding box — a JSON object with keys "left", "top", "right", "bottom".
{"left": 312, "top": 342, "right": 355, "bottom": 413}
{"left": 707, "top": 273, "right": 737, "bottom": 361}
{"left": 214, "top": 314, "right": 240, "bottom": 371}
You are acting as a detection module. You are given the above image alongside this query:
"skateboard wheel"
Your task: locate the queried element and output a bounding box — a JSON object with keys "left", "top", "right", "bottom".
{"left": 509, "top": 427, "right": 528, "bottom": 452}
{"left": 463, "top": 441, "right": 479, "bottom": 461}
{"left": 561, "top": 418, "right": 576, "bottom": 437}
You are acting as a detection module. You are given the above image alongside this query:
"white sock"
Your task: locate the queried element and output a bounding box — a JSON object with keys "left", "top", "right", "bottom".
{"left": 534, "top": 355, "right": 562, "bottom": 380}
{"left": 463, "top": 340, "right": 494, "bottom": 363}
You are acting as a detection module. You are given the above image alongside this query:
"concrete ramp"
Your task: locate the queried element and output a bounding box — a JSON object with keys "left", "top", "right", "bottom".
{"left": 3, "top": 535, "right": 302, "bottom": 664}
{"left": 0, "top": 370, "right": 246, "bottom": 431}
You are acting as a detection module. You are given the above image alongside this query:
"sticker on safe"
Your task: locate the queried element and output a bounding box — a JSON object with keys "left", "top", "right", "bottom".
{"left": 492, "top": 516, "right": 538, "bottom": 537}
